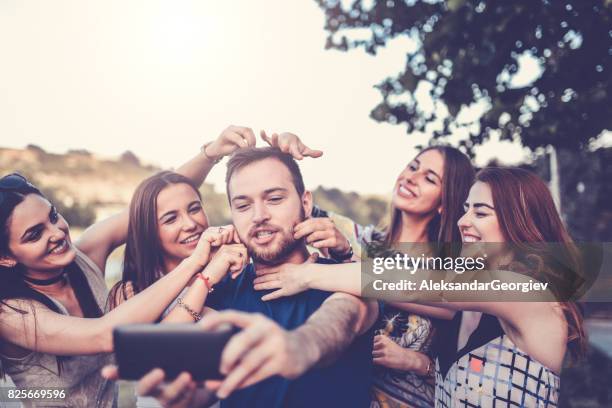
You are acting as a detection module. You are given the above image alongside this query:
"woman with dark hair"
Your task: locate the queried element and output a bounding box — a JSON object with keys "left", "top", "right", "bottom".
{"left": 0, "top": 174, "right": 220, "bottom": 408}
{"left": 257, "top": 166, "right": 585, "bottom": 407}
{"left": 261, "top": 133, "right": 475, "bottom": 408}
{"left": 0, "top": 126, "right": 257, "bottom": 407}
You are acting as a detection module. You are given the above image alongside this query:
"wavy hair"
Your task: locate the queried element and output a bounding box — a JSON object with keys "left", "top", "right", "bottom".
{"left": 476, "top": 166, "right": 586, "bottom": 359}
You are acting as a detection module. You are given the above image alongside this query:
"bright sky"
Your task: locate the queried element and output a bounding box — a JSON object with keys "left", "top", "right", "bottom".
{"left": 0, "top": 0, "right": 529, "bottom": 195}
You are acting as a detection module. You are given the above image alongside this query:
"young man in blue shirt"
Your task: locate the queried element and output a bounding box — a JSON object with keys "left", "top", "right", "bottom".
{"left": 120, "top": 146, "right": 378, "bottom": 407}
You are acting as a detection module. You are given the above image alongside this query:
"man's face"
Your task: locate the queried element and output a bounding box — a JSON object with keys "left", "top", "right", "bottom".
{"left": 228, "top": 158, "right": 311, "bottom": 265}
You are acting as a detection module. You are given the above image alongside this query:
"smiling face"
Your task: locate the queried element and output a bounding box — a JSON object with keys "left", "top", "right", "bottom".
{"left": 156, "top": 183, "right": 209, "bottom": 266}
{"left": 457, "top": 181, "right": 506, "bottom": 243}
{"left": 228, "top": 158, "right": 311, "bottom": 266}
{"left": 3, "top": 194, "right": 76, "bottom": 275}
{"left": 392, "top": 149, "right": 445, "bottom": 217}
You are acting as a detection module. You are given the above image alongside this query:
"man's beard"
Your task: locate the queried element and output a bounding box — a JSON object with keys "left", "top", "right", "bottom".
{"left": 245, "top": 208, "right": 306, "bottom": 266}
{"left": 247, "top": 229, "right": 303, "bottom": 266}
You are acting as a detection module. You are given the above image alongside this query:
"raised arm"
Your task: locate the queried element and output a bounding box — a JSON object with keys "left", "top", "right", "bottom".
{"left": 76, "top": 126, "right": 256, "bottom": 272}
{"left": 175, "top": 125, "right": 256, "bottom": 186}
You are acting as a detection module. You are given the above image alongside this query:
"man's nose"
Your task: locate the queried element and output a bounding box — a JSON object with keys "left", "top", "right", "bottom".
{"left": 252, "top": 202, "right": 271, "bottom": 224}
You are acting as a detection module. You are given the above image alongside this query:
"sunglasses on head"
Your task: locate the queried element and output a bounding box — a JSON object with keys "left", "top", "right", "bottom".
{"left": 0, "top": 173, "right": 36, "bottom": 206}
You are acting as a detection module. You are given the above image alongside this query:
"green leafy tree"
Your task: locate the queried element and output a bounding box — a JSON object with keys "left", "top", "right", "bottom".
{"left": 316, "top": 3, "right": 612, "bottom": 397}
{"left": 316, "top": 0, "right": 611, "bottom": 152}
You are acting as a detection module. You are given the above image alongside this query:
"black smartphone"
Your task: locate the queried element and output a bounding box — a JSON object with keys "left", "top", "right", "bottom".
{"left": 113, "top": 323, "right": 237, "bottom": 381}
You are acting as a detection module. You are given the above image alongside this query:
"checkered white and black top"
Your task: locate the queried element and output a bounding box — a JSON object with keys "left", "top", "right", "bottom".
{"left": 435, "top": 314, "right": 560, "bottom": 408}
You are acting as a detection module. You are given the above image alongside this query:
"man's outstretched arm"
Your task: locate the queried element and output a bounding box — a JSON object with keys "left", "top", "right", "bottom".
{"left": 104, "top": 300, "right": 379, "bottom": 407}
{"left": 292, "top": 293, "right": 378, "bottom": 368}
{"left": 199, "top": 296, "right": 378, "bottom": 400}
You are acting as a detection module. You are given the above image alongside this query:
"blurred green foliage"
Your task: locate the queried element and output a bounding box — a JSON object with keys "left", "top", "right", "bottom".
{"left": 312, "top": 186, "right": 388, "bottom": 227}
{"left": 317, "top": 0, "right": 611, "bottom": 154}
{"left": 560, "top": 345, "right": 612, "bottom": 407}
{"left": 555, "top": 147, "right": 611, "bottom": 242}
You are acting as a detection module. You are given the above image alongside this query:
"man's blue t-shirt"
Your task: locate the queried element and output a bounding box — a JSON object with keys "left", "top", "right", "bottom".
{"left": 206, "top": 258, "right": 373, "bottom": 408}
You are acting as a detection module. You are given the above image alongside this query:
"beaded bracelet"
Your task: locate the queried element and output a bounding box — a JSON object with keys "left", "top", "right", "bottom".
{"left": 176, "top": 297, "right": 202, "bottom": 322}
{"left": 196, "top": 273, "right": 215, "bottom": 293}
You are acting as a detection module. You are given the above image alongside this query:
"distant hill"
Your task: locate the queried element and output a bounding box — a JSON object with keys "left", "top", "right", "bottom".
{"left": 0, "top": 145, "right": 389, "bottom": 227}
{"left": 0, "top": 145, "right": 156, "bottom": 206}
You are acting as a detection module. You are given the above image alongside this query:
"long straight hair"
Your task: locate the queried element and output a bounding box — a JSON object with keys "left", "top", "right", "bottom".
{"left": 108, "top": 171, "right": 202, "bottom": 309}
{"left": 476, "top": 166, "right": 586, "bottom": 359}
{"left": 0, "top": 183, "right": 102, "bottom": 377}
{"left": 385, "top": 146, "right": 475, "bottom": 247}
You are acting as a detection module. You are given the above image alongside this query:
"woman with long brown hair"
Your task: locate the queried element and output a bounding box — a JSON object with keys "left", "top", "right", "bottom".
{"left": 107, "top": 171, "right": 247, "bottom": 316}
{"left": 255, "top": 166, "right": 585, "bottom": 406}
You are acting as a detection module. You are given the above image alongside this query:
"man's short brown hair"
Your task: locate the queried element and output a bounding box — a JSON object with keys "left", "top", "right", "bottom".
{"left": 225, "top": 147, "right": 306, "bottom": 200}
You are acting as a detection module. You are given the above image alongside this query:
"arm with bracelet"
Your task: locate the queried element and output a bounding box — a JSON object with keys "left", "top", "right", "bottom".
{"left": 163, "top": 238, "right": 248, "bottom": 323}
